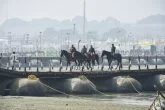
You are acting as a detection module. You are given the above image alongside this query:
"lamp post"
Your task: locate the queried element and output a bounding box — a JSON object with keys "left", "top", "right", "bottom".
{"left": 8, "top": 32, "right": 11, "bottom": 53}
{"left": 39, "top": 32, "right": 42, "bottom": 50}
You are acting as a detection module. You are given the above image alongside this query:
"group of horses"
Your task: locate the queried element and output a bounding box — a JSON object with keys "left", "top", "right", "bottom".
{"left": 60, "top": 50, "right": 122, "bottom": 71}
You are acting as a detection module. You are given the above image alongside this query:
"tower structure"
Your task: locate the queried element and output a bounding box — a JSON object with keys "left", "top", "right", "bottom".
{"left": 83, "top": 0, "right": 86, "bottom": 40}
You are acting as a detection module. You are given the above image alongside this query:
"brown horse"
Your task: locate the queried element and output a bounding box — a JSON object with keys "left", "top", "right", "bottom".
{"left": 87, "top": 53, "right": 99, "bottom": 68}
{"left": 101, "top": 50, "right": 122, "bottom": 70}
{"left": 60, "top": 50, "right": 86, "bottom": 71}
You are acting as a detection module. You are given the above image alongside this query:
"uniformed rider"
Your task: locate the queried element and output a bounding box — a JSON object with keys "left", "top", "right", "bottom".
{"left": 81, "top": 45, "right": 87, "bottom": 55}
{"left": 88, "top": 45, "right": 95, "bottom": 55}
{"left": 70, "top": 45, "right": 76, "bottom": 59}
{"left": 111, "top": 44, "right": 116, "bottom": 56}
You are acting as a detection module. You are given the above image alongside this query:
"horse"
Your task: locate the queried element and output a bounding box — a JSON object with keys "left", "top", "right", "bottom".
{"left": 81, "top": 53, "right": 92, "bottom": 70}
{"left": 60, "top": 50, "right": 77, "bottom": 70}
{"left": 60, "top": 50, "right": 86, "bottom": 71}
{"left": 74, "top": 51, "right": 93, "bottom": 70}
{"left": 86, "top": 53, "right": 99, "bottom": 69}
{"left": 101, "top": 50, "right": 122, "bottom": 70}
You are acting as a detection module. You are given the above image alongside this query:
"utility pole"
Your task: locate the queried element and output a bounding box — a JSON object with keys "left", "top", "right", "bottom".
{"left": 73, "top": 24, "right": 76, "bottom": 40}
{"left": 39, "top": 32, "right": 42, "bottom": 50}
{"left": 83, "top": 0, "right": 86, "bottom": 40}
{"left": 73, "top": 24, "right": 76, "bottom": 35}
{"left": 8, "top": 32, "right": 11, "bottom": 53}
{"left": 67, "top": 33, "right": 70, "bottom": 51}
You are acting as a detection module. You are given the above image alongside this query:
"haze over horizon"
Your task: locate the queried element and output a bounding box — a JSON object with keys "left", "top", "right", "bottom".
{"left": 0, "top": 0, "right": 165, "bottom": 25}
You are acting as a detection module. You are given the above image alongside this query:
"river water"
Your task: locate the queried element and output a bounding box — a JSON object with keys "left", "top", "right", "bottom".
{"left": 50, "top": 92, "right": 157, "bottom": 106}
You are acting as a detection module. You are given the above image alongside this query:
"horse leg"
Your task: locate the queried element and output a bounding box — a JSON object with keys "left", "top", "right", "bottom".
{"left": 59, "top": 62, "right": 63, "bottom": 72}
{"left": 92, "top": 60, "right": 95, "bottom": 69}
{"left": 109, "top": 60, "right": 113, "bottom": 71}
{"left": 66, "top": 62, "right": 68, "bottom": 70}
{"left": 108, "top": 60, "right": 111, "bottom": 70}
{"left": 66, "top": 61, "right": 70, "bottom": 70}
{"left": 82, "top": 60, "right": 85, "bottom": 71}
{"left": 74, "top": 60, "right": 76, "bottom": 70}
{"left": 69, "top": 62, "right": 72, "bottom": 71}
{"left": 82, "top": 64, "right": 84, "bottom": 72}
{"left": 96, "top": 59, "right": 99, "bottom": 69}
{"left": 110, "top": 64, "right": 113, "bottom": 71}
{"left": 115, "top": 61, "right": 119, "bottom": 70}
{"left": 78, "top": 60, "right": 81, "bottom": 70}
{"left": 90, "top": 60, "right": 93, "bottom": 71}
{"left": 101, "top": 59, "right": 104, "bottom": 71}
{"left": 76, "top": 60, "right": 79, "bottom": 70}
{"left": 86, "top": 60, "right": 89, "bottom": 70}
{"left": 75, "top": 60, "right": 78, "bottom": 70}
{"left": 70, "top": 64, "right": 72, "bottom": 71}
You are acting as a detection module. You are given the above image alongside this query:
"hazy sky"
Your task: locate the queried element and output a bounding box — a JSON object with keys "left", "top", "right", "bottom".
{"left": 0, "top": 0, "right": 165, "bottom": 24}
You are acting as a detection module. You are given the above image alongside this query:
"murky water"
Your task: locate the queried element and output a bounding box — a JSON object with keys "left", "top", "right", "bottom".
{"left": 50, "top": 92, "right": 157, "bottom": 106}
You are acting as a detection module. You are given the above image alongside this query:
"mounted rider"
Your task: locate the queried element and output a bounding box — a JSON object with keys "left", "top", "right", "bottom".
{"left": 88, "top": 45, "right": 95, "bottom": 57}
{"left": 70, "top": 44, "right": 76, "bottom": 60}
{"left": 81, "top": 45, "right": 87, "bottom": 56}
{"left": 111, "top": 44, "right": 116, "bottom": 57}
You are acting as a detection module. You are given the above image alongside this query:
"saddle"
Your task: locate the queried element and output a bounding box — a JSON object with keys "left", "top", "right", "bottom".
{"left": 70, "top": 52, "right": 76, "bottom": 61}
{"left": 88, "top": 53, "right": 95, "bottom": 60}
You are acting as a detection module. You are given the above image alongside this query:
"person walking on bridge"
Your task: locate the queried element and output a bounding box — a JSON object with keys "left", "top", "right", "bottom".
{"left": 10, "top": 52, "right": 18, "bottom": 70}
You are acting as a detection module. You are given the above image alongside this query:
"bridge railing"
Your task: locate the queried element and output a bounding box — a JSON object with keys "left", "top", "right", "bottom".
{"left": 0, "top": 55, "right": 165, "bottom": 72}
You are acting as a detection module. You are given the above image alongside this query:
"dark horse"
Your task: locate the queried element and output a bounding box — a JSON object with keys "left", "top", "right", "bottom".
{"left": 86, "top": 53, "right": 99, "bottom": 68}
{"left": 101, "top": 50, "right": 122, "bottom": 70}
{"left": 60, "top": 50, "right": 85, "bottom": 71}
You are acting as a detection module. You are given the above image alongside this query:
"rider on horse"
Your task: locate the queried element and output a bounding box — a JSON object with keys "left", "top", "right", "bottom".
{"left": 89, "top": 45, "right": 95, "bottom": 57}
{"left": 81, "top": 45, "right": 87, "bottom": 56}
{"left": 70, "top": 45, "right": 76, "bottom": 60}
{"left": 111, "top": 44, "right": 116, "bottom": 57}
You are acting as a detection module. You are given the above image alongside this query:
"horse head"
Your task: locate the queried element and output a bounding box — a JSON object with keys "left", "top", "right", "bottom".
{"left": 60, "top": 50, "right": 69, "bottom": 64}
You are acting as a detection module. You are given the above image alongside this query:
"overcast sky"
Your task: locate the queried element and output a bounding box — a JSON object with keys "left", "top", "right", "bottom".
{"left": 0, "top": 0, "right": 165, "bottom": 24}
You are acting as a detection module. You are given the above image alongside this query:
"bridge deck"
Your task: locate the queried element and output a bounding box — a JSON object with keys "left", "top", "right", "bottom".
{"left": 0, "top": 65, "right": 165, "bottom": 79}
